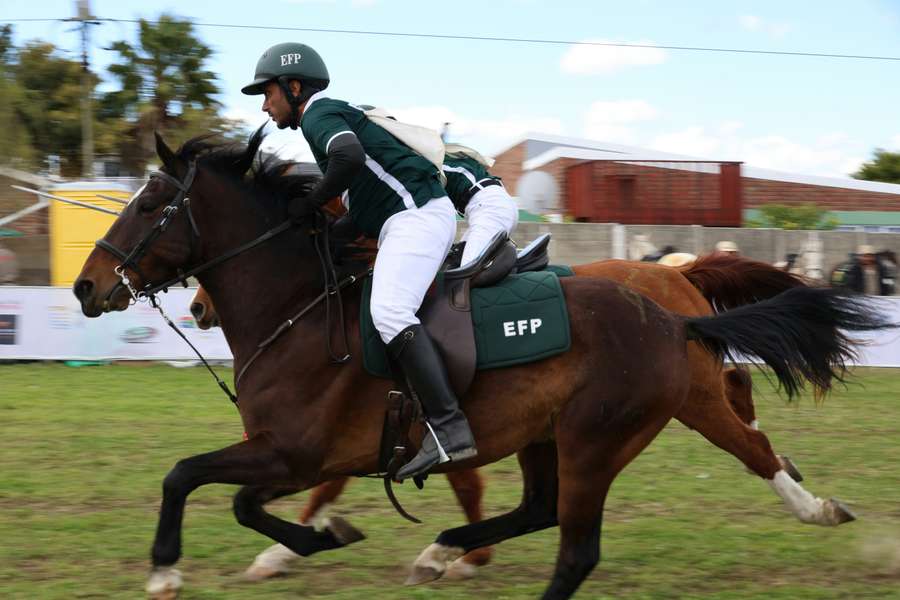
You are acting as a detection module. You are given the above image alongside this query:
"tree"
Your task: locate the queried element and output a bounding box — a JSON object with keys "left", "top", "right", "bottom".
{"left": 853, "top": 149, "right": 900, "bottom": 184}
{"left": 13, "top": 41, "right": 97, "bottom": 175}
{"left": 0, "top": 25, "right": 37, "bottom": 168}
{"left": 746, "top": 203, "right": 838, "bottom": 230}
{"left": 102, "top": 14, "right": 245, "bottom": 173}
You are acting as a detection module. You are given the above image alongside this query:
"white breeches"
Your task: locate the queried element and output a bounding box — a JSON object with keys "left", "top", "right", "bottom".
{"left": 370, "top": 196, "right": 457, "bottom": 343}
{"left": 460, "top": 185, "right": 519, "bottom": 266}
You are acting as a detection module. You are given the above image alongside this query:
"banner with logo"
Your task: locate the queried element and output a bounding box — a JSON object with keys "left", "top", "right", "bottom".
{"left": 0, "top": 286, "right": 231, "bottom": 360}
{"left": 2, "top": 287, "right": 900, "bottom": 366}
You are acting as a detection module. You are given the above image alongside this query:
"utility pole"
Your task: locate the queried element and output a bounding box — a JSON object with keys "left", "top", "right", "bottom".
{"left": 68, "top": 0, "right": 99, "bottom": 178}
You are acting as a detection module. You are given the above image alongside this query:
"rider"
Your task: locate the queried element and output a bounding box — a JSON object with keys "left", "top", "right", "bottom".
{"left": 442, "top": 148, "right": 518, "bottom": 266}
{"left": 242, "top": 42, "right": 477, "bottom": 480}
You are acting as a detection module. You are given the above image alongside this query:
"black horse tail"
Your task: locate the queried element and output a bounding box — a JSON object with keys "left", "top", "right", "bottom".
{"left": 685, "top": 287, "right": 895, "bottom": 398}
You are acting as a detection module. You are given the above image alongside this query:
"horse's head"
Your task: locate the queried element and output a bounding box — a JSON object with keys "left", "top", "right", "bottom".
{"left": 190, "top": 285, "right": 220, "bottom": 330}
{"left": 73, "top": 125, "right": 318, "bottom": 318}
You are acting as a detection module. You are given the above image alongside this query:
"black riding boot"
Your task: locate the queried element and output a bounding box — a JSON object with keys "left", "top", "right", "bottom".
{"left": 387, "top": 324, "right": 477, "bottom": 481}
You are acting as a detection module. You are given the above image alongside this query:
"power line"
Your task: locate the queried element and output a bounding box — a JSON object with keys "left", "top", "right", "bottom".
{"left": 4, "top": 17, "right": 900, "bottom": 62}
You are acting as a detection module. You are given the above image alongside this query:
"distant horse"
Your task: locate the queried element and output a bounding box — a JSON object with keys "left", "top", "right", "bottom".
{"left": 73, "top": 128, "right": 889, "bottom": 600}
{"left": 190, "top": 253, "right": 844, "bottom": 581}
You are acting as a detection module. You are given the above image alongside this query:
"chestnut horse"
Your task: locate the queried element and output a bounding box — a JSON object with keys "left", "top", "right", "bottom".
{"left": 73, "top": 129, "right": 888, "bottom": 599}
{"left": 189, "top": 255, "right": 846, "bottom": 581}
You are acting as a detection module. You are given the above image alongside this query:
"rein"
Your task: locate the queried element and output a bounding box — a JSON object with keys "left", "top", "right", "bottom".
{"left": 94, "top": 164, "right": 361, "bottom": 405}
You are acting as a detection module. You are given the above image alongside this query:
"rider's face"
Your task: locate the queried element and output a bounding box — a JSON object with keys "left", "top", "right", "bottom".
{"left": 261, "top": 80, "right": 303, "bottom": 130}
{"left": 262, "top": 81, "right": 291, "bottom": 129}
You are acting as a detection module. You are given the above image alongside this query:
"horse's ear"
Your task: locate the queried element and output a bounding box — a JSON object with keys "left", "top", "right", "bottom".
{"left": 155, "top": 132, "right": 180, "bottom": 171}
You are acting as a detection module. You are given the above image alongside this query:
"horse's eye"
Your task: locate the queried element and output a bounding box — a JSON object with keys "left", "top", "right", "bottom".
{"left": 139, "top": 202, "right": 156, "bottom": 215}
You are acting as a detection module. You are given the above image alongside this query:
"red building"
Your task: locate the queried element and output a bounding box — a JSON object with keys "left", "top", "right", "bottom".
{"left": 491, "top": 134, "right": 900, "bottom": 227}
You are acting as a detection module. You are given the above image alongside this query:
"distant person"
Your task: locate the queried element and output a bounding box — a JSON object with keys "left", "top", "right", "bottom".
{"left": 713, "top": 240, "right": 740, "bottom": 256}
{"left": 839, "top": 245, "right": 896, "bottom": 296}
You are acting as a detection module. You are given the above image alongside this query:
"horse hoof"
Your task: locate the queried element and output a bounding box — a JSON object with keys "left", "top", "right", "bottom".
{"left": 327, "top": 516, "right": 366, "bottom": 546}
{"left": 404, "top": 542, "right": 464, "bottom": 585}
{"left": 779, "top": 455, "right": 804, "bottom": 482}
{"left": 146, "top": 567, "right": 182, "bottom": 599}
{"left": 826, "top": 498, "right": 857, "bottom": 525}
{"left": 444, "top": 557, "right": 479, "bottom": 580}
{"left": 405, "top": 565, "right": 444, "bottom": 585}
{"left": 244, "top": 543, "right": 299, "bottom": 581}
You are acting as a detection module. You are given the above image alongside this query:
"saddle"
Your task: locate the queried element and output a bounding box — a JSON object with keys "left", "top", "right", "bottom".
{"left": 419, "top": 232, "right": 550, "bottom": 396}
{"left": 376, "top": 232, "right": 564, "bottom": 494}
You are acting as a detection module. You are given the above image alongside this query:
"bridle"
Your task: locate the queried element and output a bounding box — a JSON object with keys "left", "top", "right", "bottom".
{"left": 96, "top": 164, "right": 200, "bottom": 304}
{"left": 93, "top": 161, "right": 359, "bottom": 404}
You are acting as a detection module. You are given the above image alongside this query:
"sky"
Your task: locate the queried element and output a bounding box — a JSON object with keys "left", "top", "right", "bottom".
{"left": 3, "top": 0, "right": 900, "bottom": 178}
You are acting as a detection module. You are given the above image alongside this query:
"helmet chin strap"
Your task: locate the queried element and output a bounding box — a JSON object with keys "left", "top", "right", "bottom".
{"left": 278, "top": 77, "right": 321, "bottom": 130}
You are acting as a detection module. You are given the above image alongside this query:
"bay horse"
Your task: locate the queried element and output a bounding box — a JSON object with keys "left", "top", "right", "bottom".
{"left": 189, "top": 254, "right": 849, "bottom": 582}
{"left": 72, "top": 129, "right": 889, "bottom": 600}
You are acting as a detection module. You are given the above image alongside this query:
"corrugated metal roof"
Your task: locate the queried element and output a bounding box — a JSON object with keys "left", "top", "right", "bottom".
{"left": 508, "top": 133, "right": 900, "bottom": 196}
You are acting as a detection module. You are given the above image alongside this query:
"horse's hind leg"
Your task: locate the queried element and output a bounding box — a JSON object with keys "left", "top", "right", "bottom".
{"left": 724, "top": 367, "right": 804, "bottom": 481}
{"left": 245, "top": 477, "right": 358, "bottom": 581}
{"left": 407, "top": 441, "right": 559, "bottom": 585}
{"left": 543, "top": 394, "right": 678, "bottom": 600}
{"left": 443, "top": 469, "right": 493, "bottom": 579}
{"left": 677, "top": 368, "right": 854, "bottom": 526}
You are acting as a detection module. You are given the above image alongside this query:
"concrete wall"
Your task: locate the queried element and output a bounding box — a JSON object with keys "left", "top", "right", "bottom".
{"left": 457, "top": 221, "right": 900, "bottom": 278}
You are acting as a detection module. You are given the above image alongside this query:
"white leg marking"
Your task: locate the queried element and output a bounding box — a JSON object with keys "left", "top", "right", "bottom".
{"left": 146, "top": 566, "right": 182, "bottom": 596}
{"left": 248, "top": 543, "right": 301, "bottom": 574}
{"left": 767, "top": 470, "right": 830, "bottom": 524}
{"left": 749, "top": 419, "right": 759, "bottom": 431}
{"left": 413, "top": 542, "right": 465, "bottom": 574}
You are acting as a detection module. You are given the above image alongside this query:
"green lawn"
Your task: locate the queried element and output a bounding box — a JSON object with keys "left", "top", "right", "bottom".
{"left": 1, "top": 363, "right": 899, "bottom": 599}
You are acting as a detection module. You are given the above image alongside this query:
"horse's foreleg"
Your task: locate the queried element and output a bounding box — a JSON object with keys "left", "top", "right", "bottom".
{"left": 443, "top": 469, "right": 493, "bottom": 579}
{"left": 678, "top": 380, "right": 855, "bottom": 526}
{"left": 146, "top": 435, "right": 330, "bottom": 599}
{"left": 407, "top": 442, "right": 559, "bottom": 586}
{"left": 235, "top": 483, "right": 364, "bottom": 555}
{"left": 244, "top": 477, "right": 359, "bottom": 581}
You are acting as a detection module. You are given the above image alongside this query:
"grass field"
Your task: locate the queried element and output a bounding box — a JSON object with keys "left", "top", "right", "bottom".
{"left": 1, "top": 363, "right": 899, "bottom": 599}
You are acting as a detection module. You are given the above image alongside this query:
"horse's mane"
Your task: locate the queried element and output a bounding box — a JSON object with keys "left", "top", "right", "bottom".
{"left": 175, "top": 125, "right": 321, "bottom": 221}
{"left": 679, "top": 253, "right": 810, "bottom": 310}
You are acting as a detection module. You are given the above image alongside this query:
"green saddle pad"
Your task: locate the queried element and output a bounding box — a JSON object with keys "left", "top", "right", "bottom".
{"left": 361, "top": 268, "right": 572, "bottom": 378}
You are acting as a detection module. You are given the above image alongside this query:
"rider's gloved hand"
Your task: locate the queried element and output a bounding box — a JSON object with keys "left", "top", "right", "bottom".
{"left": 288, "top": 197, "right": 318, "bottom": 223}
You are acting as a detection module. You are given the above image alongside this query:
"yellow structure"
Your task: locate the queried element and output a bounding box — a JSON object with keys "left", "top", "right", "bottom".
{"left": 49, "top": 182, "right": 131, "bottom": 286}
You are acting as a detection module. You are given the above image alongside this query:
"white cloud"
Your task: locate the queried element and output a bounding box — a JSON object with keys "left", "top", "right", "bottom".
{"left": 649, "top": 125, "right": 865, "bottom": 177}
{"left": 583, "top": 100, "right": 659, "bottom": 143}
{"left": 739, "top": 14, "right": 791, "bottom": 37}
{"left": 739, "top": 15, "right": 762, "bottom": 30}
{"left": 560, "top": 40, "right": 667, "bottom": 75}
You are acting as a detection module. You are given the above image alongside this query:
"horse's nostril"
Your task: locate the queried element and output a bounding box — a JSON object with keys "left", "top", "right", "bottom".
{"left": 73, "top": 279, "right": 94, "bottom": 301}
{"left": 190, "top": 302, "right": 205, "bottom": 320}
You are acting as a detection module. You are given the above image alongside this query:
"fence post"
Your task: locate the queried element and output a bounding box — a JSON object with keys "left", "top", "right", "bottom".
{"left": 691, "top": 224, "right": 704, "bottom": 255}
{"left": 612, "top": 223, "right": 626, "bottom": 259}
